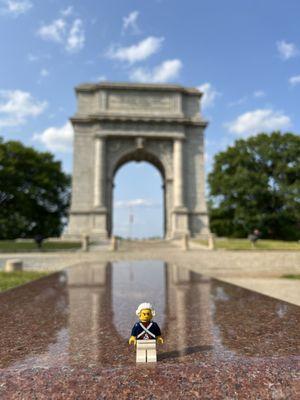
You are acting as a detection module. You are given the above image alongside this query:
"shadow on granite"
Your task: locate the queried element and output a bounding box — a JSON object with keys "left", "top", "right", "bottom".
{"left": 0, "top": 260, "right": 299, "bottom": 399}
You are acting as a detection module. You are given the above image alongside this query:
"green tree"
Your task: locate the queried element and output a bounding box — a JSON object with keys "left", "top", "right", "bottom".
{"left": 208, "top": 132, "right": 300, "bottom": 240}
{"left": 0, "top": 137, "right": 70, "bottom": 239}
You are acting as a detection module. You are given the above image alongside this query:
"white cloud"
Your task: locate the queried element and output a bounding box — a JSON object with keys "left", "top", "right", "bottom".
{"left": 107, "top": 36, "right": 164, "bottom": 64}
{"left": 95, "top": 75, "right": 107, "bottom": 81}
{"left": 66, "top": 18, "right": 85, "bottom": 52}
{"left": 253, "top": 90, "right": 266, "bottom": 98}
{"left": 276, "top": 40, "right": 299, "bottom": 60}
{"left": 198, "top": 82, "right": 221, "bottom": 109}
{"left": 0, "top": 0, "right": 32, "bottom": 16}
{"left": 226, "top": 109, "right": 291, "bottom": 136}
{"left": 228, "top": 96, "right": 247, "bottom": 107}
{"left": 40, "top": 68, "right": 49, "bottom": 77}
{"left": 204, "top": 152, "right": 213, "bottom": 164}
{"left": 37, "top": 16, "right": 85, "bottom": 53}
{"left": 37, "top": 18, "right": 66, "bottom": 42}
{"left": 115, "top": 199, "right": 160, "bottom": 208}
{"left": 130, "top": 59, "right": 182, "bottom": 83}
{"left": 27, "top": 53, "right": 52, "bottom": 63}
{"left": 33, "top": 122, "right": 73, "bottom": 153}
{"left": 289, "top": 75, "right": 300, "bottom": 86}
{"left": 123, "top": 10, "right": 140, "bottom": 34}
{"left": 61, "top": 6, "right": 73, "bottom": 17}
{"left": 0, "top": 90, "right": 47, "bottom": 128}
{"left": 27, "top": 53, "right": 39, "bottom": 62}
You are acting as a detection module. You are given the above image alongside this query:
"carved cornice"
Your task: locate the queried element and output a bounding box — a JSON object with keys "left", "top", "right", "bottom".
{"left": 94, "top": 131, "right": 185, "bottom": 140}
{"left": 71, "top": 114, "right": 208, "bottom": 128}
{"left": 75, "top": 81, "right": 202, "bottom": 96}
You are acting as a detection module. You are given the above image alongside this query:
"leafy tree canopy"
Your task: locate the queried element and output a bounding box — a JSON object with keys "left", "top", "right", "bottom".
{"left": 0, "top": 137, "right": 70, "bottom": 239}
{"left": 208, "top": 132, "right": 300, "bottom": 240}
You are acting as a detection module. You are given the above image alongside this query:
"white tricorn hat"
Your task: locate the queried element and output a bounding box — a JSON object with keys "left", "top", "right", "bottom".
{"left": 136, "top": 302, "right": 156, "bottom": 317}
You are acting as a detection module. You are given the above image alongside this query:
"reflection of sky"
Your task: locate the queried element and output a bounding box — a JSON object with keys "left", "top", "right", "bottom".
{"left": 112, "top": 260, "right": 165, "bottom": 338}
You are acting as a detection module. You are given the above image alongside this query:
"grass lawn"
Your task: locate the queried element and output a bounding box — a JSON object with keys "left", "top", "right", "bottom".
{"left": 281, "top": 274, "right": 300, "bottom": 279}
{"left": 0, "top": 271, "right": 49, "bottom": 292}
{"left": 194, "top": 238, "right": 300, "bottom": 251}
{"left": 0, "top": 241, "right": 81, "bottom": 253}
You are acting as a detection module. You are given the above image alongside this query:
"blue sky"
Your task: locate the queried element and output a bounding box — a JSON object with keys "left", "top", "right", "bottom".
{"left": 0, "top": 0, "right": 299, "bottom": 238}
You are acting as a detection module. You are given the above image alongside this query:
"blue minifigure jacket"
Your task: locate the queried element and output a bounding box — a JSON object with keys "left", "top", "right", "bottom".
{"left": 131, "top": 321, "right": 161, "bottom": 340}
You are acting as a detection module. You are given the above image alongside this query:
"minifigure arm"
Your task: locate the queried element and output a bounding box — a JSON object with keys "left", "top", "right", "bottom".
{"left": 129, "top": 335, "right": 137, "bottom": 345}
{"left": 156, "top": 336, "right": 164, "bottom": 344}
{"left": 129, "top": 323, "right": 139, "bottom": 345}
{"left": 153, "top": 322, "right": 163, "bottom": 344}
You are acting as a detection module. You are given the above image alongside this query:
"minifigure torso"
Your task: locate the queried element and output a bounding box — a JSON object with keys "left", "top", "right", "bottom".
{"left": 131, "top": 321, "right": 161, "bottom": 340}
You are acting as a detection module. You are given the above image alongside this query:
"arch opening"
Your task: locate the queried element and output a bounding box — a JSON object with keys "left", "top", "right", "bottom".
{"left": 111, "top": 151, "right": 166, "bottom": 239}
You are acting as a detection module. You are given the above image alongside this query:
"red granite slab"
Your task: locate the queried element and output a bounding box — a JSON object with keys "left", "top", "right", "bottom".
{"left": 0, "top": 260, "right": 299, "bottom": 399}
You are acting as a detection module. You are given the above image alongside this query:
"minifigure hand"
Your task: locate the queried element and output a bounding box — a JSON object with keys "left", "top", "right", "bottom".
{"left": 157, "top": 336, "right": 164, "bottom": 344}
{"left": 129, "top": 336, "right": 137, "bottom": 346}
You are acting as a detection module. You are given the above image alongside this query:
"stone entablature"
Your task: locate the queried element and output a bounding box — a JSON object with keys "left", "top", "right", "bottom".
{"left": 65, "top": 82, "right": 210, "bottom": 240}
{"left": 75, "top": 82, "right": 204, "bottom": 120}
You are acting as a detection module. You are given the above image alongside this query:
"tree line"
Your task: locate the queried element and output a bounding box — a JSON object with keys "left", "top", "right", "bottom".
{"left": 0, "top": 131, "right": 299, "bottom": 240}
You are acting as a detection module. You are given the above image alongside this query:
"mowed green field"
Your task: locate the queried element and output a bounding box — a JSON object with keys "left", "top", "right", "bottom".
{"left": 195, "top": 238, "right": 300, "bottom": 251}
{"left": 0, "top": 271, "right": 49, "bottom": 292}
{"left": 0, "top": 241, "right": 81, "bottom": 253}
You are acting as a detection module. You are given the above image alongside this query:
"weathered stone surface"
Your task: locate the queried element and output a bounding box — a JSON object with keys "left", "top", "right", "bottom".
{"left": 65, "top": 82, "right": 210, "bottom": 240}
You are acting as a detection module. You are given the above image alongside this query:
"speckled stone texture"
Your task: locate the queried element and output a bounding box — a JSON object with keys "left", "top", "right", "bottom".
{"left": 0, "top": 260, "right": 299, "bottom": 399}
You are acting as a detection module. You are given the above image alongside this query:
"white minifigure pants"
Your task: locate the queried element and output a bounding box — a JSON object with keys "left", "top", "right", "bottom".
{"left": 136, "top": 340, "right": 157, "bottom": 363}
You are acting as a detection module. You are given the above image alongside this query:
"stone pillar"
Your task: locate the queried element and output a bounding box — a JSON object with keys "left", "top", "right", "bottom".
{"left": 164, "top": 179, "right": 173, "bottom": 239}
{"left": 173, "top": 139, "right": 184, "bottom": 208}
{"left": 172, "top": 139, "right": 189, "bottom": 238}
{"left": 4, "top": 259, "right": 23, "bottom": 272}
{"left": 92, "top": 136, "right": 107, "bottom": 239}
{"left": 81, "top": 234, "right": 90, "bottom": 252}
{"left": 105, "top": 178, "right": 114, "bottom": 238}
{"left": 208, "top": 233, "right": 215, "bottom": 250}
{"left": 111, "top": 236, "right": 118, "bottom": 251}
{"left": 94, "top": 136, "right": 106, "bottom": 208}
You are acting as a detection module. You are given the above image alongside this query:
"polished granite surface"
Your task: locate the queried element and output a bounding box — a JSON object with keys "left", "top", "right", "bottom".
{"left": 0, "top": 260, "right": 299, "bottom": 399}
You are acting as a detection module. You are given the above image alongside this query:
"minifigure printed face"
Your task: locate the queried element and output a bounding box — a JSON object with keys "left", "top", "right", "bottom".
{"left": 139, "top": 308, "right": 153, "bottom": 322}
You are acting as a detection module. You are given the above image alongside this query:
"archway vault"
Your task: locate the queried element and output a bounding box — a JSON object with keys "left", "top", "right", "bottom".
{"left": 111, "top": 148, "right": 166, "bottom": 238}
{"left": 113, "top": 148, "right": 165, "bottom": 180}
{"left": 65, "top": 82, "right": 210, "bottom": 241}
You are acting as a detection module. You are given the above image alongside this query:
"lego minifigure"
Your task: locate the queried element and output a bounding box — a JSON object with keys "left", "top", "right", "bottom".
{"left": 129, "top": 302, "right": 163, "bottom": 363}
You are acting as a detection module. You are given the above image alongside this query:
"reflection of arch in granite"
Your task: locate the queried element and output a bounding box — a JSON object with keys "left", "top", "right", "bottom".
{"left": 162, "top": 265, "right": 213, "bottom": 359}
{"left": 109, "top": 149, "right": 166, "bottom": 237}
{"left": 66, "top": 262, "right": 125, "bottom": 366}
{"left": 66, "top": 261, "right": 216, "bottom": 365}
{"left": 67, "top": 261, "right": 168, "bottom": 365}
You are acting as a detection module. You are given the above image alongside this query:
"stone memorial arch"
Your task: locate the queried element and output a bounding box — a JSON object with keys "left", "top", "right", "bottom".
{"left": 65, "top": 82, "right": 210, "bottom": 240}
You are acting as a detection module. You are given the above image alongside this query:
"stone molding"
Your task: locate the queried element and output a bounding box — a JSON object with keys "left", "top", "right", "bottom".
{"left": 75, "top": 81, "right": 202, "bottom": 96}
{"left": 71, "top": 114, "right": 208, "bottom": 127}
